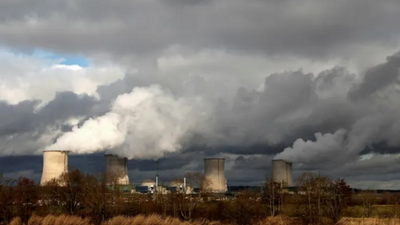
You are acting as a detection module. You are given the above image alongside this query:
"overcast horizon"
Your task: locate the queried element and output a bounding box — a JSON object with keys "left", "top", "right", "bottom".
{"left": 2, "top": 0, "right": 400, "bottom": 189}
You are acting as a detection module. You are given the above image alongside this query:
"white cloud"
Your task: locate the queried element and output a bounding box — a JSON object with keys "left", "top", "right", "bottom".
{"left": 0, "top": 50, "right": 125, "bottom": 105}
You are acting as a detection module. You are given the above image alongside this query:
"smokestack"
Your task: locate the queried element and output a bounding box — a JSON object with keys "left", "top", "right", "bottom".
{"left": 155, "top": 175, "right": 159, "bottom": 192}
{"left": 105, "top": 154, "right": 129, "bottom": 185}
{"left": 204, "top": 158, "right": 227, "bottom": 193}
{"left": 272, "top": 159, "right": 293, "bottom": 187}
{"left": 40, "top": 150, "right": 69, "bottom": 186}
{"left": 183, "top": 177, "right": 187, "bottom": 193}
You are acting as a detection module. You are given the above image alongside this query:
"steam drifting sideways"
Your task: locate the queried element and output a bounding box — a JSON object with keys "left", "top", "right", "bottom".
{"left": 42, "top": 52, "right": 400, "bottom": 168}
{"left": 46, "top": 85, "right": 210, "bottom": 159}
{"left": 274, "top": 53, "right": 400, "bottom": 167}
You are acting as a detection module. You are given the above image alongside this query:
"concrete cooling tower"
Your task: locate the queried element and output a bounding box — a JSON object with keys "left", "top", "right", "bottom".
{"left": 204, "top": 158, "right": 227, "bottom": 193}
{"left": 40, "top": 150, "right": 69, "bottom": 186}
{"left": 105, "top": 154, "right": 130, "bottom": 185}
{"left": 272, "top": 159, "right": 293, "bottom": 187}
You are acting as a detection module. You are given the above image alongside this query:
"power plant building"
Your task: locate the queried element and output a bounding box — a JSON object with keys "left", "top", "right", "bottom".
{"left": 105, "top": 154, "right": 130, "bottom": 185}
{"left": 40, "top": 150, "right": 69, "bottom": 186}
{"left": 272, "top": 159, "right": 293, "bottom": 187}
{"left": 204, "top": 158, "right": 227, "bottom": 193}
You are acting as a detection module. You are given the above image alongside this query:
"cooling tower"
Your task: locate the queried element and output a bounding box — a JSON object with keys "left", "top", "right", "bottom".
{"left": 204, "top": 158, "right": 227, "bottom": 193}
{"left": 272, "top": 159, "right": 293, "bottom": 187}
{"left": 105, "top": 154, "right": 129, "bottom": 185}
{"left": 40, "top": 150, "right": 69, "bottom": 186}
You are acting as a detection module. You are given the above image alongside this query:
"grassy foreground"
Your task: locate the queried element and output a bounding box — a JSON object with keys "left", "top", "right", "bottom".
{"left": 7, "top": 215, "right": 400, "bottom": 225}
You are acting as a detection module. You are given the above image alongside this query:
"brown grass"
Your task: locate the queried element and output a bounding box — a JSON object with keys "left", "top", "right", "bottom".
{"left": 8, "top": 215, "right": 400, "bottom": 225}
{"left": 337, "top": 218, "right": 400, "bottom": 225}
{"left": 256, "top": 216, "right": 303, "bottom": 225}
{"left": 26, "top": 214, "right": 92, "bottom": 225}
{"left": 8, "top": 214, "right": 222, "bottom": 225}
{"left": 102, "top": 214, "right": 222, "bottom": 225}
{"left": 9, "top": 217, "right": 22, "bottom": 225}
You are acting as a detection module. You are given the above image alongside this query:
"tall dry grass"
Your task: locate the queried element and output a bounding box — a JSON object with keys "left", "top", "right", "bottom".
{"left": 102, "top": 214, "right": 222, "bottom": 225}
{"left": 8, "top": 215, "right": 400, "bottom": 225}
{"left": 338, "top": 218, "right": 400, "bottom": 225}
{"left": 8, "top": 214, "right": 223, "bottom": 225}
{"left": 9, "top": 215, "right": 92, "bottom": 225}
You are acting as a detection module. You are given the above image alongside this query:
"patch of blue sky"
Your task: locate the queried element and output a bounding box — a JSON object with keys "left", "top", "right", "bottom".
{"left": 32, "top": 49, "right": 90, "bottom": 67}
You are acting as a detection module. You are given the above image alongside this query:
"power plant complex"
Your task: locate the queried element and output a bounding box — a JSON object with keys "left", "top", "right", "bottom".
{"left": 39, "top": 151, "right": 294, "bottom": 193}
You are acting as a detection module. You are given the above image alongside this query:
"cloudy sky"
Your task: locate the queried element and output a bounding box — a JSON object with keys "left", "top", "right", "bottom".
{"left": 2, "top": 0, "right": 400, "bottom": 189}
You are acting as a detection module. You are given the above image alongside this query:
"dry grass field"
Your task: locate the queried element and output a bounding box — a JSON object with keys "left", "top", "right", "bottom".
{"left": 7, "top": 215, "right": 400, "bottom": 225}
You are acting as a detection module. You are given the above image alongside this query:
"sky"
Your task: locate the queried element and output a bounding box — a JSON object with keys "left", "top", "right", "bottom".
{"left": 1, "top": 0, "right": 400, "bottom": 189}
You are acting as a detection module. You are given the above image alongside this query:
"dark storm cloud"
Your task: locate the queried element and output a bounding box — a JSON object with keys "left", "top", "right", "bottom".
{"left": 0, "top": 155, "right": 42, "bottom": 174}
{"left": 362, "top": 142, "right": 400, "bottom": 155}
{"left": 0, "top": 92, "right": 98, "bottom": 135}
{"left": 0, "top": 100, "right": 39, "bottom": 135}
{"left": 2, "top": 0, "right": 400, "bottom": 189}
{"left": 0, "top": 92, "right": 100, "bottom": 155}
{"left": 349, "top": 52, "right": 400, "bottom": 100}
{"left": 3, "top": 53, "right": 400, "bottom": 188}
{"left": 0, "top": 0, "right": 400, "bottom": 59}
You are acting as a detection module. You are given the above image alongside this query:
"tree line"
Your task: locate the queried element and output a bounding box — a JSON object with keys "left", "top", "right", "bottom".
{"left": 1, "top": 170, "right": 399, "bottom": 225}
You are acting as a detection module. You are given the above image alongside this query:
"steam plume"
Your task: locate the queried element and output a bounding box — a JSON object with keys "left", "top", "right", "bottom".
{"left": 46, "top": 85, "right": 207, "bottom": 159}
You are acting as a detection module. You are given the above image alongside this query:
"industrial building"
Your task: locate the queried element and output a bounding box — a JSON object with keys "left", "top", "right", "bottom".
{"left": 40, "top": 150, "right": 69, "bottom": 186}
{"left": 105, "top": 154, "right": 130, "bottom": 185}
{"left": 272, "top": 159, "right": 294, "bottom": 187}
{"left": 38, "top": 150, "right": 296, "bottom": 195}
{"left": 204, "top": 158, "right": 227, "bottom": 193}
{"left": 140, "top": 179, "right": 156, "bottom": 193}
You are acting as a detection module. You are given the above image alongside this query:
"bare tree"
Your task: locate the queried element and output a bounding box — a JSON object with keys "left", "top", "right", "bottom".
{"left": 323, "top": 178, "right": 352, "bottom": 224}
{"left": 174, "top": 171, "right": 209, "bottom": 221}
{"left": 359, "top": 190, "right": 377, "bottom": 217}
{"left": 14, "top": 177, "right": 39, "bottom": 224}
{"left": 295, "top": 172, "right": 331, "bottom": 225}
{"left": 0, "top": 174, "right": 16, "bottom": 223}
{"left": 46, "top": 169, "right": 86, "bottom": 215}
{"left": 224, "top": 189, "right": 266, "bottom": 225}
{"left": 81, "top": 173, "right": 109, "bottom": 223}
{"left": 261, "top": 176, "right": 284, "bottom": 216}
{"left": 390, "top": 193, "right": 400, "bottom": 218}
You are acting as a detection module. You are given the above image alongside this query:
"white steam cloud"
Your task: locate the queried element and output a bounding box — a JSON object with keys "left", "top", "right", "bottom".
{"left": 46, "top": 85, "right": 208, "bottom": 159}
{"left": 275, "top": 129, "right": 350, "bottom": 164}
{"left": 37, "top": 52, "right": 400, "bottom": 166}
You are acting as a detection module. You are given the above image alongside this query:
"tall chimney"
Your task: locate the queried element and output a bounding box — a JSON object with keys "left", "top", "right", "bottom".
{"left": 40, "top": 150, "right": 69, "bottom": 186}
{"left": 105, "top": 154, "right": 129, "bottom": 185}
{"left": 204, "top": 158, "right": 227, "bottom": 193}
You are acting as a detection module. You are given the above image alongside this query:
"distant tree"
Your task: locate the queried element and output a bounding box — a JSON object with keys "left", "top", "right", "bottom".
{"left": 174, "top": 172, "right": 209, "bottom": 221}
{"left": 294, "top": 173, "right": 352, "bottom": 224}
{"left": 46, "top": 169, "right": 86, "bottom": 215}
{"left": 261, "top": 176, "right": 284, "bottom": 216}
{"left": 323, "top": 178, "right": 352, "bottom": 223}
{"left": 81, "top": 173, "right": 109, "bottom": 223}
{"left": 359, "top": 190, "right": 377, "bottom": 217}
{"left": 295, "top": 172, "right": 329, "bottom": 224}
{"left": 389, "top": 193, "right": 400, "bottom": 218}
{"left": 15, "top": 177, "right": 39, "bottom": 224}
{"left": 0, "top": 174, "right": 16, "bottom": 223}
{"left": 224, "top": 189, "right": 266, "bottom": 225}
